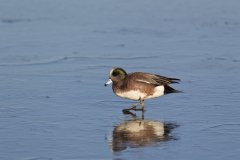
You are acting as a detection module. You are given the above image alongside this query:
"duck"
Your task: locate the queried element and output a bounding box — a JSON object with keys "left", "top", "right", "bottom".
{"left": 105, "top": 67, "right": 181, "bottom": 111}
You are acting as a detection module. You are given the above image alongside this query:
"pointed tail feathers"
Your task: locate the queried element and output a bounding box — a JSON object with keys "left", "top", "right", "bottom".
{"left": 164, "top": 85, "right": 182, "bottom": 94}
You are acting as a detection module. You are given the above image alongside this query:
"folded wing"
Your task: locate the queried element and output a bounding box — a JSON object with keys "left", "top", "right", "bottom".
{"left": 128, "top": 72, "right": 180, "bottom": 86}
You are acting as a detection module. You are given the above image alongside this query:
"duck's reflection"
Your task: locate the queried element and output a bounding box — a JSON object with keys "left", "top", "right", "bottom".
{"left": 109, "top": 112, "right": 178, "bottom": 152}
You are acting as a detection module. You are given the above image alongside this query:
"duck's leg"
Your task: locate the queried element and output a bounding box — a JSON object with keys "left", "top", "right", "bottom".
{"left": 123, "top": 99, "right": 145, "bottom": 112}
{"left": 133, "top": 99, "right": 145, "bottom": 111}
{"left": 140, "top": 99, "right": 145, "bottom": 111}
{"left": 123, "top": 103, "right": 138, "bottom": 111}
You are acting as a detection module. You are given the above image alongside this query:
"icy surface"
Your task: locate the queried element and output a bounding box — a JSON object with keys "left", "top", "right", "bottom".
{"left": 0, "top": 0, "right": 240, "bottom": 159}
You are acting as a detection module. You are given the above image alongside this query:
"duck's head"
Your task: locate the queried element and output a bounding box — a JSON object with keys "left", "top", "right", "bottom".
{"left": 105, "top": 68, "right": 127, "bottom": 86}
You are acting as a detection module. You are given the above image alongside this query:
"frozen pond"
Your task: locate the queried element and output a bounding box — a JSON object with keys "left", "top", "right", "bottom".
{"left": 0, "top": 0, "right": 240, "bottom": 159}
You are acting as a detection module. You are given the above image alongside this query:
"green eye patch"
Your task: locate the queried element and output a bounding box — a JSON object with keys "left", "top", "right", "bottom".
{"left": 112, "top": 68, "right": 127, "bottom": 77}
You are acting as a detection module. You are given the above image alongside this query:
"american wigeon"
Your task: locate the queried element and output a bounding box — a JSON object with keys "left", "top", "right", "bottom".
{"left": 105, "top": 68, "right": 181, "bottom": 111}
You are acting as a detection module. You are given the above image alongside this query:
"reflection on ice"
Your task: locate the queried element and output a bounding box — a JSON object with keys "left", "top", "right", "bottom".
{"left": 109, "top": 116, "right": 178, "bottom": 152}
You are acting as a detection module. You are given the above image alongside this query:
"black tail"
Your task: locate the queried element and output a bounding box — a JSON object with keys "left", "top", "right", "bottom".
{"left": 164, "top": 85, "right": 181, "bottom": 94}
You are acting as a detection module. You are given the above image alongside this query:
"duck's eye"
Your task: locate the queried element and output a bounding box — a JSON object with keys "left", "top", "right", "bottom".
{"left": 112, "top": 70, "right": 120, "bottom": 76}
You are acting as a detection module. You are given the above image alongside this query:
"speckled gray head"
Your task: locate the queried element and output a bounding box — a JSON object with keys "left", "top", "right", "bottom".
{"left": 104, "top": 68, "right": 127, "bottom": 86}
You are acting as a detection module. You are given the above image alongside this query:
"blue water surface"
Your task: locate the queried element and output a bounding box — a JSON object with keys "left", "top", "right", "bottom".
{"left": 0, "top": 0, "right": 240, "bottom": 159}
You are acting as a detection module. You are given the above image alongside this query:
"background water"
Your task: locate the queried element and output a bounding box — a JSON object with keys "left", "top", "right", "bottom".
{"left": 0, "top": 0, "right": 240, "bottom": 159}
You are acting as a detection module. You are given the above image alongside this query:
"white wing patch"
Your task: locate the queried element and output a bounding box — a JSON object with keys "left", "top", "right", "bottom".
{"left": 136, "top": 79, "right": 151, "bottom": 84}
